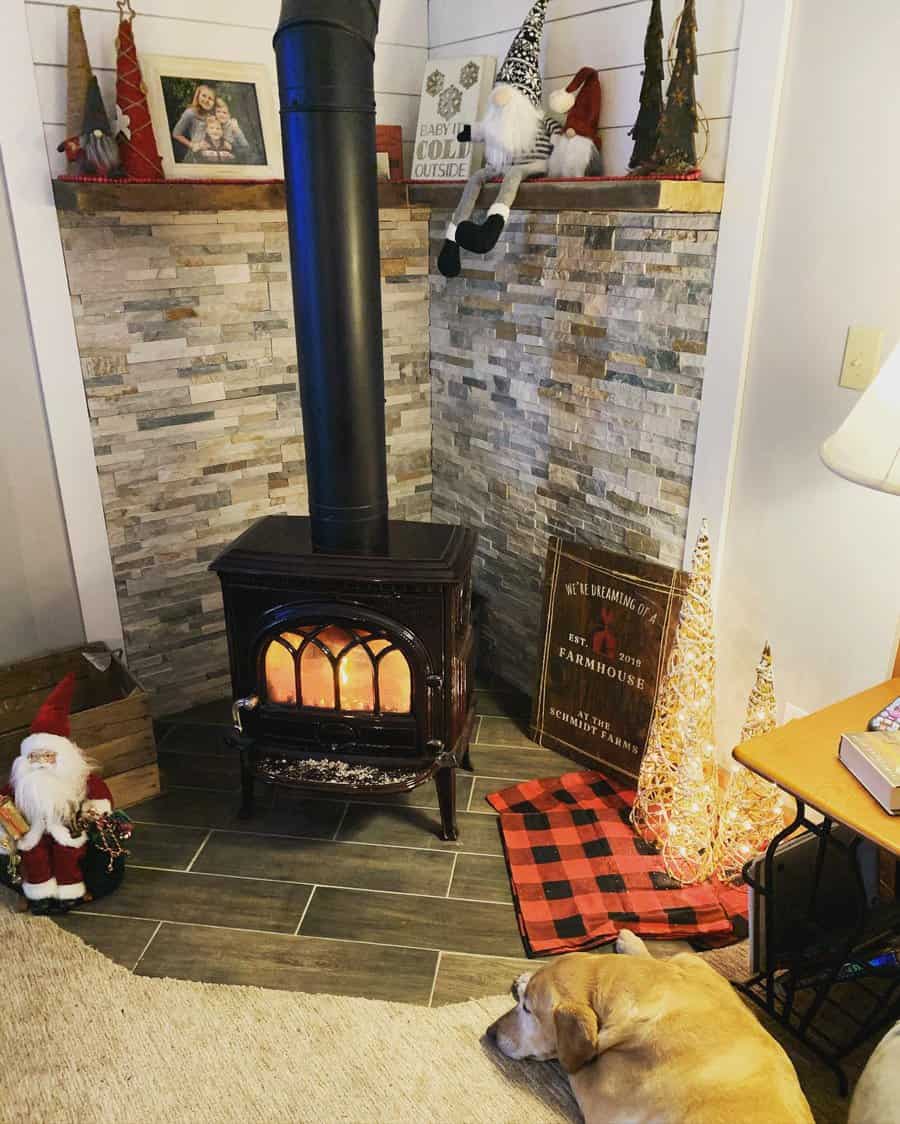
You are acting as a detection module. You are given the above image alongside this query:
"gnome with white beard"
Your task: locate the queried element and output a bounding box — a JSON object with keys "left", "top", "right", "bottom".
{"left": 2, "top": 673, "right": 113, "bottom": 913}
{"left": 548, "top": 68, "right": 603, "bottom": 178}
{"left": 437, "top": 0, "right": 560, "bottom": 278}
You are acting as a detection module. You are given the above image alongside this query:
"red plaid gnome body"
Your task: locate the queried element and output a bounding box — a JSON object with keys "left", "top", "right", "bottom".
{"left": 3, "top": 673, "right": 113, "bottom": 913}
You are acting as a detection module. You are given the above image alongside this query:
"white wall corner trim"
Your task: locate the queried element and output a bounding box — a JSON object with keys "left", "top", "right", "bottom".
{"left": 3, "top": 0, "right": 123, "bottom": 653}
{"left": 684, "top": 0, "right": 795, "bottom": 584}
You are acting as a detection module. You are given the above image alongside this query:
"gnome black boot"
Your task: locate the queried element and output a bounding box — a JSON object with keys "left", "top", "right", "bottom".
{"left": 437, "top": 237, "right": 461, "bottom": 278}
{"left": 456, "top": 213, "right": 506, "bottom": 254}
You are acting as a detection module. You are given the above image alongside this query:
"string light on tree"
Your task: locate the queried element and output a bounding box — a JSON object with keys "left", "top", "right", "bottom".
{"left": 631, "top": 521, "right": 719, "bottom": 883}
{"left": 714, "top": 643, "right": 790, "bottom": 881}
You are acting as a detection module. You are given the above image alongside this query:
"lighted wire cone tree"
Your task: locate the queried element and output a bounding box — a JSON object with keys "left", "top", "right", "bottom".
{"left": 714, "top": 644, "right": 789, "bottom": 881}
{"left": 631, "top": 522, "right": 719, "bottom": 882}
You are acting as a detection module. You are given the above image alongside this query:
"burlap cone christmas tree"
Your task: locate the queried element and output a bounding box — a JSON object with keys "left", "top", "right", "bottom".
{"left": 115, "top": 7, "right": 164, "bottom": 179}
{"left": 631, "top": 521, "right": 719, "bottom": 883}
{"left": 714, "top": 644, "right": 788, "bottom": 880}
{"left": 66, "top": 7, "right": 94, "bottom": 148}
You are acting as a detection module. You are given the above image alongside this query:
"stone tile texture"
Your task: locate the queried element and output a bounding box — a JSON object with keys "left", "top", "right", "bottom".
{"left": 59, "top": 207, "right": 431, "bottom": 714}
{"left": 429, "top": 208, "right": 720, "bottom": 693}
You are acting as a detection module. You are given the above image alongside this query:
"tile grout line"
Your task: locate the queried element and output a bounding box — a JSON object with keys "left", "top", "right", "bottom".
{"left": 293, "top": 886, "right": 317, "bottom": 935}
{"left": 183, "top": 829, "right": 212, "bottom": 872}
{"left": 75, "top": 909, "right": 529, "bottom": 964}
{"left": 130, "top": 920, "right": 163, "bottom": 973}
{"left": 132, "top": 820, "right": 500, "bottom": 855}
{"left": 128, "top": 863, "right": 512, "bottom": 908}
{"left": 330, "top": 804, "right": 350, "bottom": 841}
{"left": 445, "top": 852, "right": 459, "bottom": 898}
{"left": 427, "top": 950, "right": 443, "bottom": 1009}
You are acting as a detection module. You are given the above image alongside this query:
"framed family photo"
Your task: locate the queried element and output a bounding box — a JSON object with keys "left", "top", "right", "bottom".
{"left": 141, "top": 55, "right": 282, "bottom": 180}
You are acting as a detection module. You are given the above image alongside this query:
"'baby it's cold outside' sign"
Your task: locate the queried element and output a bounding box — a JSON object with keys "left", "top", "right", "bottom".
{"left": 412, "top": 57, "right": 495, "bottom": 180}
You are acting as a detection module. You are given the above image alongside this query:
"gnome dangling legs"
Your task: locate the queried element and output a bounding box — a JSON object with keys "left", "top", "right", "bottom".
{"left": 438, "top": 0, "right": 559, "bottom": 278}
{"left": 2, "top": 674, "right": 113, "bottom": 914}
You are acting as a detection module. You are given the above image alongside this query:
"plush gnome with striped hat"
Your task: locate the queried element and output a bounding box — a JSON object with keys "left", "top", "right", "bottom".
{"left": 437, "top": 0, "right": 560, "bottom": 277}
{"left": 548, "top": 67, "right": 603, "bottom": 178}
{"left": 2, "top": 674, "right": 113, "bottom": 914}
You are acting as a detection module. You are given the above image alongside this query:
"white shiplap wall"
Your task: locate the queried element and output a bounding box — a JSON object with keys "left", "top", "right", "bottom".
{"left": 27, "top": 0, "right": 427, "bottom": 175}
{"left": 428, "top": 0, "right": 743, "bottom": 179}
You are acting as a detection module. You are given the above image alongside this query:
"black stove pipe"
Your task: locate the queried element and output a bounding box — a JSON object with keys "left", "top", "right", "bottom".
{"left": 274, "top": 0, "right": 389, "bottom": 554}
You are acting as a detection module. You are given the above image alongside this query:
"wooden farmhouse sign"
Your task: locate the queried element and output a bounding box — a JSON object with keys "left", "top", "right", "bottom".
{"left": 531, "top": 539, "right": 687, "bottom": 780}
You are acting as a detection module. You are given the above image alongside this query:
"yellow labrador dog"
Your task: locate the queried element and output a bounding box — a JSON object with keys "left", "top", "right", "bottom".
{"left": 487, "top": 930, "right": 814, "bottom": 1124}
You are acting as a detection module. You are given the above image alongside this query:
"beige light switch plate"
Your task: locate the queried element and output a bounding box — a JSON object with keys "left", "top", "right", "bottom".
{"left": 840, "top": 326, "right": 884, "bottom": 390}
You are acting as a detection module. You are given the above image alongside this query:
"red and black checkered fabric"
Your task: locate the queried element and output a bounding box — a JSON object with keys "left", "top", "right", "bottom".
{"left": 487, "top": 770, "right": 748, "bottom": 957}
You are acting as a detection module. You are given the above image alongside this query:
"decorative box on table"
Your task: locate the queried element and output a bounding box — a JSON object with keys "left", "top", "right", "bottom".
{"left": 0, "top": 644, "right": 159, "bottom": 808}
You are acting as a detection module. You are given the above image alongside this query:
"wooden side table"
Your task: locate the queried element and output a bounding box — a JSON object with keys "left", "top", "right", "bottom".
{"left": 733, "top": 675, "right": 900, "bottom": 1093}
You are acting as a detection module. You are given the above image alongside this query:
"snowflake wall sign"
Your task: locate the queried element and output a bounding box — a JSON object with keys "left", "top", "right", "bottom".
{"left": 459, "top": 61, "right": 480, "bottom": 89}
{"left": 426, "top": 69, "right": 445, "bottom": 97}
{"left": 437, "top": 85, "right": 462, "bottom": 121}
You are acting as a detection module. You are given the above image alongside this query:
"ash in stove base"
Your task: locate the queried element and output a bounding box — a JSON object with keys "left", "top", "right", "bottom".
{"left": 258, "top": 755, "right": 419, "bottom": 789}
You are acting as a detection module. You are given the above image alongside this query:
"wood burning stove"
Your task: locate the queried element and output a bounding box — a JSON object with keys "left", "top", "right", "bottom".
{"left": 211, "top": 518, "right": 475, "bottom": 840}
{"left": 209, "top": 0, "right": 476, "bottom": 840}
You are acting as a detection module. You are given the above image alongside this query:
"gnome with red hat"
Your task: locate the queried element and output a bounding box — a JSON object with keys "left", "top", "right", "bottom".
{"left": 2, "top": 674, "right": 114, "bottom": 914}
{"left": 548, "top": 68, "right": 603, "bottom": 179}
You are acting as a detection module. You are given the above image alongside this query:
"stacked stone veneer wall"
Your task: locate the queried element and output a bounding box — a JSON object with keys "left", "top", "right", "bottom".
{"left": 430, "top": 207, "right": 719, "bottom": 696}
{"left": 59, "top": 205, "right": 430, "bottom": 714}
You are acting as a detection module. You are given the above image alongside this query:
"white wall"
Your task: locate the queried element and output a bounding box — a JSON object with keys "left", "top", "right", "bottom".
{"left": 428, "top": 0, "right": 742, "bottom": 179}
{"left": 716, "top": 0, "right": 900, "bottom": 747}
{"left": 0, "top": 161, "right": 85, "bottom": 663}
{"left": 27, "top": 0, "right": 427, "bottom": 175}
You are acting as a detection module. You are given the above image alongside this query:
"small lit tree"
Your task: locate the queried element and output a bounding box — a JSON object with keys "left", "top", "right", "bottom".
{"left": 714, "top": 644, "right": 789, "bottom": 880}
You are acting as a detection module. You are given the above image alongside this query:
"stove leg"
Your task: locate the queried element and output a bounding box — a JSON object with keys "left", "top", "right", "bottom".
{"left": 435, "top": 765, "right": 458, "bottom": 841}
{"left": 239, "top": 752, "right": 255, "bottom": 820}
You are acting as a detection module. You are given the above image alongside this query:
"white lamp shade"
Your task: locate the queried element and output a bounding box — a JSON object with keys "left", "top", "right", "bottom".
{"left": 821, "top": 342, "right": 900, "bottom": 495}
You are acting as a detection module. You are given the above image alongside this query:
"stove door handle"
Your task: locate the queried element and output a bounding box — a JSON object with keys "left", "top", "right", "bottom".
{"left": 232, "top": 695, "right": 259, "bottom": 734}
{"left": 426, "top": 674, "right": 443, "bottom": 691}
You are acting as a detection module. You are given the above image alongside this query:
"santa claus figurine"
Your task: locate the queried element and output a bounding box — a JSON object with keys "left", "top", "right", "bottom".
{"left": 438, "top": 0, "right": 560, "bottom": 278}
{"left": 2, "top": 673, "right": 113, "bottom": 914}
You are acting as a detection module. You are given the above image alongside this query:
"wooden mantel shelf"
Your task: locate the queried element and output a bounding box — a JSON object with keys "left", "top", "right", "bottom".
{"left": 53, "top": 177, "right": 724, "bottom": 216}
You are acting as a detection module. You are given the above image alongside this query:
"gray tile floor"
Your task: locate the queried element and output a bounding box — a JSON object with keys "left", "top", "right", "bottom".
{"left": 50, "top": 680, "right": 853, "bottom": 1120}
{"left": 56, "top": 682, "right": 573, "bottom": 1006}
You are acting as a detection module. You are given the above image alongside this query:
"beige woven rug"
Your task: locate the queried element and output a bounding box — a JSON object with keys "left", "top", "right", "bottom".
{"left": 2, "top": 898, "right": 577, "bottom": 1124}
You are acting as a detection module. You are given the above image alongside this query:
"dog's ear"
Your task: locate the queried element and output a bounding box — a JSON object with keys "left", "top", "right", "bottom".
{"left": 553, "top": 1002, "right": 599, "bottom": 1074}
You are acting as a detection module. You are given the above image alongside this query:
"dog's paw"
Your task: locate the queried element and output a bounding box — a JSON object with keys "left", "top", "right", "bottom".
{"left": 615, "top": 929, "right": 648, "bottom": 957}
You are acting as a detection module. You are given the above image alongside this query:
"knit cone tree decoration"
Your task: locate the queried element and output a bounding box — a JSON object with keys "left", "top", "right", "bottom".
{"left": 714, "top": 644, "right": 789, "bottom": 881}
{"left": 650, "top": 0, "right": 699, "bottom": 174}
{"left": 65, "top": 6, "right": 95, "bottom": 166}
{"left": 115, "top": 0, "right": 164, "bottom": 179}
{"left": 628, "top": 0, "right": 664, "bottom": 170}
{"left": 631, "top": 521, "right": 719, "bottom": 884}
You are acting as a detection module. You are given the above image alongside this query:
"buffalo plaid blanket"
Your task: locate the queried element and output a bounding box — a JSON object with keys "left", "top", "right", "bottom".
{"left": 487, "top": 771, "right": 748, "bottom": 957}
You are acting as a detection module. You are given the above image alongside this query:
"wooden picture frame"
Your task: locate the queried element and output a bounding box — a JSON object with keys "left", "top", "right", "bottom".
{"left": 141, "top": 55, "right": 282, "bottom": 181}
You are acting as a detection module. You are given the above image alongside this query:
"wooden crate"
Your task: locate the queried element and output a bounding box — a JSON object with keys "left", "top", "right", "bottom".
{"left": 0, "top": 644, "right": 159, "bottom": 809}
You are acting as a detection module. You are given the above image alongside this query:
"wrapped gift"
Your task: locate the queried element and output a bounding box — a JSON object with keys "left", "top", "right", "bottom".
{"left": 0, "top": 795, "right": 29, "bottom": 840}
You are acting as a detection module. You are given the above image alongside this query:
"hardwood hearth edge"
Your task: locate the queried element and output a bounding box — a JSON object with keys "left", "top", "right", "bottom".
{"left": 52, "top": 178, "right": 724, "bottom": 215}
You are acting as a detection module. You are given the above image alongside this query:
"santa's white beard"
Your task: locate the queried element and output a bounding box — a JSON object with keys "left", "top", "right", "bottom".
{"left": 481, "top": 87, "right": 541, "bottom": 168}
{"left": 11, "top": 748, "right": 89, "bottom": 828}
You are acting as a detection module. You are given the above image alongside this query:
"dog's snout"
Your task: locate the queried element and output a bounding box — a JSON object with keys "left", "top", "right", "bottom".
{"left": 486, "top": 1020, "right": 499, "bottom": 1042}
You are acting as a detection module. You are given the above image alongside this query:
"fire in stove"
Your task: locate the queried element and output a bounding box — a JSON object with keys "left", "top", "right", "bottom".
{"left": 263, "top": 625, "right": 412, "bottom": 715}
